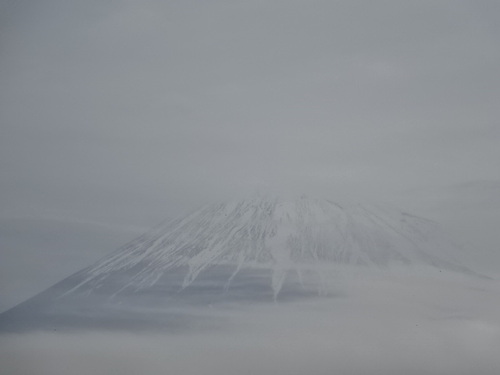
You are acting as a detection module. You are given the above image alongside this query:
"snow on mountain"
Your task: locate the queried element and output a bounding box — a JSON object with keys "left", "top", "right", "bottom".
{"left": 0, "top": 195, "right": 480, "bottom": 332}
{"left": 62, "top": 195, "right": 475, "bottom": 297}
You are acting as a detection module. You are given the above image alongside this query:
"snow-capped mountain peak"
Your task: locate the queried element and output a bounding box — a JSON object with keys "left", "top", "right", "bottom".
{"left": 0, "top": 195, "right": 482, "bottom": 333}
{"left": 63, "top": 195, "right": 474, "bottom": 299}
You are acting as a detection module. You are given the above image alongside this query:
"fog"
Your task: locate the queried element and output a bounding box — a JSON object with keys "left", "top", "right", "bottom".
{"left": 2, "top": 270, "right": 500, "bottom": 374}
{"left": 1, "top": 0, "right": 499, "bottom": 370}
{"left": 2, "top": 0, "right": 500, "bottom": 313}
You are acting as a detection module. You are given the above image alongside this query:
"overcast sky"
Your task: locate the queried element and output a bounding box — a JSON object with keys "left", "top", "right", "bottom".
{"left": 1, "top": 0, "right": 500, "bottom": 310}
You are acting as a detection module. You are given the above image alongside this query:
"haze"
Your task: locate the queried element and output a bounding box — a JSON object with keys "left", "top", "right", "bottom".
{"left": 1, "top": 1, "right": 499, "bottom": 363}
{"left": 2, "top": 270, "right": 500, "bottom": 374}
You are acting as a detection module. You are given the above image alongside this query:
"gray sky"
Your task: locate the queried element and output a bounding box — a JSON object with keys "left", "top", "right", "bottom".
{"left": 1, "top": 0, "right": 500, "bottom": 310}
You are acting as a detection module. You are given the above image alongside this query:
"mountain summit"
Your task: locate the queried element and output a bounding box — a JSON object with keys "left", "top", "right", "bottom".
{"left": 0, "top": 195, "right": 478, "bottom": 332}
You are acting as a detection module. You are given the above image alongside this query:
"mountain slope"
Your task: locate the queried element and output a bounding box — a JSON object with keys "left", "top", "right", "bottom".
{"left": 0, "top": 195, "right": 480, "bottom": 332}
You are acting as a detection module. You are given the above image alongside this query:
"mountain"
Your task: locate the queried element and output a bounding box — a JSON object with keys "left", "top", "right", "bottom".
{"left": 0, "top": 195, "right": 480, "bottom": 332}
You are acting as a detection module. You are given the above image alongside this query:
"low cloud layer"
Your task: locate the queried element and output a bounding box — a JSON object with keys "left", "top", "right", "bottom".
{"left": 2, "top": 271, "right": 499, "bottom": 375}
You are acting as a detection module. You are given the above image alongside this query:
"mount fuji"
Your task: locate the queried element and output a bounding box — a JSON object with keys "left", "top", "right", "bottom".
{"left": 0, "top": 195, "right": 481, "bottom": 332}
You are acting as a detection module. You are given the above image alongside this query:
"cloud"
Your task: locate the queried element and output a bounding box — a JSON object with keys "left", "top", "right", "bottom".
{"left": 1, "top": 271, "right": 500, "bottom": 375}
{"left": 2, "top": 0, "right": 500, "bottom": 223}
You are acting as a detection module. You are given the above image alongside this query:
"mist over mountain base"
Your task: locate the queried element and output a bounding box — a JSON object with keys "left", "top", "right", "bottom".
{"left": 2, "top": 269, "right": 500, "bottom": 375}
